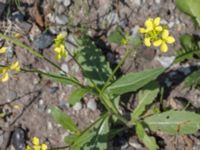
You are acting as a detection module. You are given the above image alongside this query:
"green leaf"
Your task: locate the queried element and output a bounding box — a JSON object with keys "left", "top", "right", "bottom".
{"left": 75, "top": 37, "right": 112, "bottom": 86}
{"left": 43, "top": 72, "right": 80, "bottom": 86}
{"left": 107, "top": 26, "right": 125, "bottom": 44}
{"left": 136, "top": 123, "right": 159, "bottom": 150}
{"left": 68, "top": 88, "right": 91, "bottom": 105}
{"left": 176, "top": 0, "right": 200, "bottom": 26}
{"left": 71, "top": 113, "right": 110, "bottom": 149}
{"left": 131, "top": 81, "right": 159, "bottom": 122}
{"left": 51, "top": 106, "right": 79, "bottom": 133}
{"left": 107, "top": 68, "right": 165, "bottom": 95}
{"left": 127, "top": 36, "right": 142, "bottom": 48}
{"left": 144, "top": 110, "right": 200, "bottom": 135}
{"left": 184, "top": 70, "right": 200, "bottom": 87}
{"left": 174, "top": 34, "right": 200, "bottom": 63}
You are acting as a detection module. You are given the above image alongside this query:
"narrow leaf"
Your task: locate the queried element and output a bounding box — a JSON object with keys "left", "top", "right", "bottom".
{"left": 184, "top": 70, "right": 200, "bottom": 87}
{"left": 136, "top": 123, "right": 158, "bottom": 150}
{"left": 131, "top": 81, "right": 159, "bottom": 122}
{"left": 51, "top": 106, "right": 79, "bottom": 133}
{"left": 144, "top": 110, "right": 200, "bottom": 135}
{"left": 107, "top": 68, "right": 164, "bottom": 95}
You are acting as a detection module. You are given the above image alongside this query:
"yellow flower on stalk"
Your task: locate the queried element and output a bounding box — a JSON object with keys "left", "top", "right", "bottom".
{"left": 0, "top": 47, "right": 7, "bottom": 54}
{"left": 139, "top": 17, "right": 175, "bottom": 52}
{"left": 26, "top": 136, "right": 48, "bottom": 150}
{"left": 153, "top": 29, "right": 175, "bottom": 52}
{"left": 10, "top": 61, "right": 20, "bottom": 72}
{"left": 53, "top": 33, "right": 68, "bottom": 60}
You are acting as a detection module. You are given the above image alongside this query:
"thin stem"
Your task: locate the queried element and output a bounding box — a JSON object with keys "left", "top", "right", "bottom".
{"left": 101, "top": 48, "right": 134, "bottom": 92}
{"left": 0, "top": 33, "right": 66, "bottom": 73}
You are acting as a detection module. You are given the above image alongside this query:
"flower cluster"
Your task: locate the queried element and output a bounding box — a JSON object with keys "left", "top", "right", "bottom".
{"left": 0, "top": 47, "right": 20, "bottom": 82}
{"left": 26, "top": 137, "right": 48, "bottom": 150}
{"left": 139, "top": 17, "right": 175, "bottom": 52}
{"left": 53, "top": 33, "right": 68, "bottom": 60}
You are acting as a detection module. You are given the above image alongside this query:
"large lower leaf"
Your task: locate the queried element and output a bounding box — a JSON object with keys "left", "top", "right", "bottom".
{"left": 75, "top": 37, "right": 112, "bottom": 86}
{"left": 71, "top": 113, "right": 110, "bottom": 150}
{"left": 107, "top": 68, "right": 164, "bottom": 95}
{"left": 131, "top": 81, "right": 159, "bottom": 122}
{"left": 51, "top": 107, "right": 79, "bottom": 133}
{"left": 144, "top": 110, "right": 200, "bottom": 135}
{"left": 176, "top": 0, "right": 200, "bottom": 26}
{"left": 184, "top": 70, "right": 200, "bottom": 87}
{"left": 136, "top": 123, "right": 158, "bottom": 150}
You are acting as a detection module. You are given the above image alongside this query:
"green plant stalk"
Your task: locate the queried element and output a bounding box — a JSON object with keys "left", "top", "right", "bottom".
{"left": 0, "top": 33, "right": 65, "bottom": 73}
{"left": 102, "top": 48, "right": 134, "bottom": 92}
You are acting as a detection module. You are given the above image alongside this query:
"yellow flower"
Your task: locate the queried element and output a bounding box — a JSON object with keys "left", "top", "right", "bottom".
{"left": 54, "top": 44, "right": 67, "bottom": 60}
{"left": 53, "top": 33, "right": 68, "bottom": 60}
{"left": 0, "top": 68, "right": 9, "bottom": 82}
{"left": 41, "top": 144, "right": 48, "bottom": 150}
{"left": 0, "top": 47, "right": 7, "bottom": 54}
{"left": 26, "top": 145, "right": 32, "bottom": 150}
{"left": 153, "top": 29, "right": 175, "bottom": 52}
{"left": 121, "top": 38, "right": 128, "bottom": 45}
{"left": 144, "top": 37, "right": 151, "bottom": 47}
{"left": 10, "top": 61, "right": 20, "bottom": 72}
{"left": 32, "top": 137, "right": 40, "bottom": 145}
{"left": 139, "top": 17, "right": 162, "bottom": 33}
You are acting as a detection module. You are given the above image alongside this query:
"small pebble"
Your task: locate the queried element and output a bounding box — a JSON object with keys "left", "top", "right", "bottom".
{"left": 87, "top": 99, "right": 97, "bottom": 111}
{"left": 11, "top": 128, "right": 26, "bottom": 150}
{"left": 63, "top": 0, "right": 71, "bottom": 7}
{"left": 61, "top": 63, "right": 69, "bottom": 73}
{"left": 55, "top": 15, "right": 68, "bottom": 25}
{"left": 155, "top": 56, "right": 175, "bottom": 68}
{"left": 72, "top": 102, "right": 82, "bottom": 111}
{"left": 0, "top": 130, "right": 4, "bottom": 147}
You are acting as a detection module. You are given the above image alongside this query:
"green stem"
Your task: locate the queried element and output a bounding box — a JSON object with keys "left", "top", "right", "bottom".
{"left": 0, "top": 33, "right": 65, "bottom": 73}
{"left": 101, "top": 48, "right": 134, "bottom": 92}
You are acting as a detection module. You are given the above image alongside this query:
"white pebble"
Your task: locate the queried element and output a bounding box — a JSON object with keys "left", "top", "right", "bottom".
{"left": 73, "top": 102, "right": 82, "bottom": 111}
{"left": 87, "top": 99, "right": 97, "bottom": 111}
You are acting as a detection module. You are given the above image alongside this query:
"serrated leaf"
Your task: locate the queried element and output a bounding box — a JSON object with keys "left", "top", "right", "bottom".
{"left": 136, "top": 123, "right": 158, "bottom": 150}
{"left": 131, "top": 81, "right": 159, "bottom": 122}
{"left": 184, "top": 70, "right": 200, "bottom": 87}
{"left": 107, "top": 68, "right": 165, "bottom": 95}
{"left": 51, "top": 106, "right": 79, "bottom": 133}
{"left": 175, "top": 34, "right": 200, "bottom": 63}
{"left": 108, "top": 26, "right": 125, "bottom": 44}
{"left": 71, "top": 113, "right": 110, "bottom": 149}
{"left": 75, "top": 37, "right": 112, "bottom": 86}
{"left": 144, "top": 110, "right": 200, "bottom": 135}
{"left": 68, "top": 88, "right": 91, "bottom": 105}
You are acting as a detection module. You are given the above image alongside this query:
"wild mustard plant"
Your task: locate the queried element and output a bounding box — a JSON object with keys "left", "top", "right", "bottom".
{"left": 26, "top": 137, "right": 48, "bottom": 150}
{"left": 139, "top": 17, "right": 175, "bottom": 52}
{"left": 0, "top": 47, "right": 7, "bottom": 54}
{"left": 53, "top": 33, "right": 68, "bottom": 60}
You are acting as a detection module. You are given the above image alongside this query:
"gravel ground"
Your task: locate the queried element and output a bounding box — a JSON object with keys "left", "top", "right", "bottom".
{"left": 0, "top": 0, "right": 200, "bottom": 150}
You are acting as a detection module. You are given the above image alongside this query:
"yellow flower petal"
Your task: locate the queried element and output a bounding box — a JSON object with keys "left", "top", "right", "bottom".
{"left": 41, "top": 144, "right": 48, "bottom": 150}
{"left": 0, "top": 47, "right": 7, "bottom": 54}
{"left": 153, "top": 39, "right": 162, "bottom": 47}
{"left": 144, "top": 38, "right": 151, "bottom": 47}
{"left": 33, "top": 145, "right": 41, "bottom": 150}
{"left": 162, "top": 30, "right": 169, "bottom": 40}
{"left": 32, "top": 137, "right": 40, "bottom": 145}
{"left": 145, "top": 18, "right": 153, "bottom": 31}
{"left": 160, "top": 42, "right": 168, "bottom": 53}
{"left": 166, "top": 36, "right": 175, "bottom": 44}
{"left": 139, "top": 28, "right": 146, "bottom": 33}
{"left": 54, "top": 47, "right": 61, "bottom": 53}
{"left": 155, "top": 26, "right": 163, "bottom": 32}
{"left": 1, "top": 72, "right": 9, "bottom": 82}
{"left": 26, "top": 145, "right": 32, "bottom": 150}
{"left": 154, "top": 17, "right": 160, "bottom": 26}
{"left": 10, "top": 61, "right": 20, "bottom": 72}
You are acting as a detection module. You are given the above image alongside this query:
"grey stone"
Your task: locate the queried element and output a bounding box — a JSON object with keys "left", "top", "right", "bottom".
{"left": 17, "top": 22, "right": 32, "bottom": 33}
{"left": 155, "top": 0, "right": 160, "bottom": 4}
{"left": 61, "top": 63, "right": 69, "bottom": 73}
{"left": 11, "top": 128, "right": 26, "bottom": 150}
{"left": 12, "top": 11, "right": 25, "bottom": 22}
{"left": 87, "top": 99, "right": 97, "bottom": 111}
{"left": 0, "top": 130, "right": 3, "bottom": 147}
{"left": 0, "top": 2, "right": 6, "bottom": 17}
{"left": 155, "top": 56, "right": 175, "bottom": 68}
{"left": 33, "top": 33, "right": 54, "bottom": 49}
{"left": 72, "top": 102, "right": 82, "bottom": 111}
{"left": 63, "top": 0, "right": 71, "bottom": 7}
{"left": 55, "top": 15, "right": 68, "bottom": 25}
